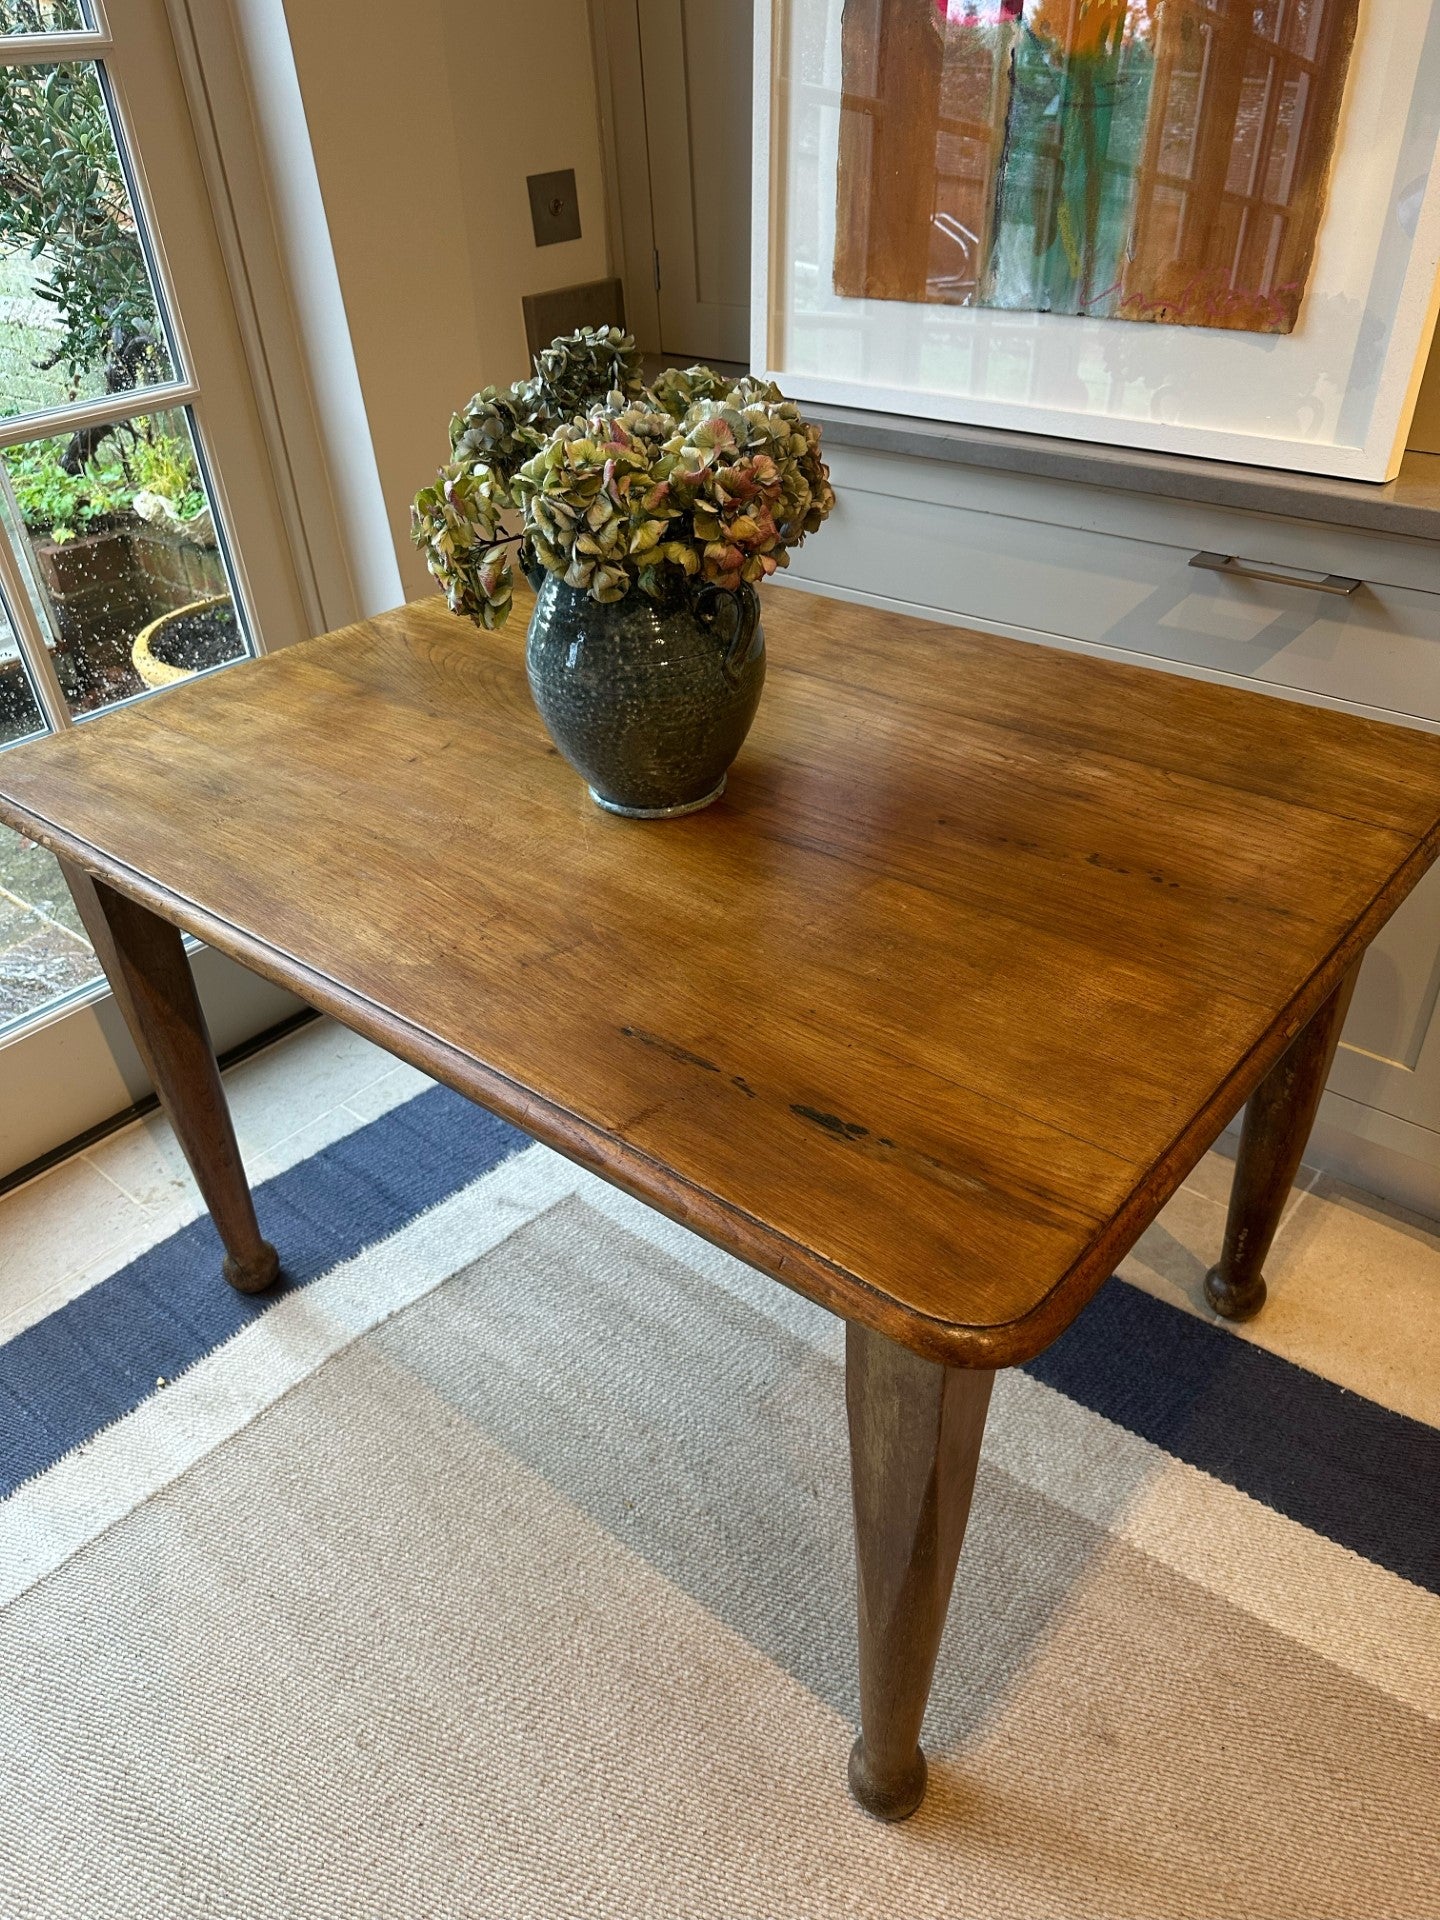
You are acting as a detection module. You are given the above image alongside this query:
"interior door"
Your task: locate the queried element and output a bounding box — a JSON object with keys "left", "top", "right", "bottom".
{"left": 637, "top": 0, "right": 753, "bottom": 363}
{"left": 0, "top": 0, "right": 309, "bottom": 1177}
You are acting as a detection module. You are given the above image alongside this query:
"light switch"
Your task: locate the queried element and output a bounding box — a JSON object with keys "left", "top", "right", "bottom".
{"left": 526, "top": 170, "right": 581, "bottom": 248}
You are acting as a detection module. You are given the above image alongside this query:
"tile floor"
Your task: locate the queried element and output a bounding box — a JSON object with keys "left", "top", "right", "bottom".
{"left": 0, "top": 1019, "right": 431, "bottom": 1343}
{"left": 1, "top": 1016, "right": 1437, "bottom": 1426}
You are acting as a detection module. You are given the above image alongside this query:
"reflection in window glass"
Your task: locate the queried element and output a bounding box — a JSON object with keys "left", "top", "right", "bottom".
{"left": 2, "top": 406, "right": 249, "bottom": 718}
{"left": 0, "top": 60, "right": 175, "bottom": 418}
{"left": 0, "top": 825, "right": 99, "bottom": 1033}
{"left": 0, "top": 3, "right": 90, "bottom": 31}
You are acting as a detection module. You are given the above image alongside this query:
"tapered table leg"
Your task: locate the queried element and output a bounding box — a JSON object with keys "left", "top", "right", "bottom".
{"left": 845, "top": 1320, "right": 994, "bottom": 1821}
{"left": 63, "top": 865, "right": 279, "bottom": 1294}
{"left": 1205, "top": 961, "right": 1361, "bottom": 1320}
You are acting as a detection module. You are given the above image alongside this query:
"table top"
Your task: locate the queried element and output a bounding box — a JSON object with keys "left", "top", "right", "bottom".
{"left": 3, "top": 583, "right": 1439, "bottom": 1366}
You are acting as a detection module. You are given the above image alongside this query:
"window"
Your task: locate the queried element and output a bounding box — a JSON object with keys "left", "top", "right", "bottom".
{"left": 0, "top": 0, "right": 259, "bottom": 1035}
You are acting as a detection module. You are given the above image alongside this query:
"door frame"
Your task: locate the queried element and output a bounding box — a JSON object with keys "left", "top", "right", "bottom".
{"left": 590, "top": 0, "right": 664, "bottom": 354}
{"left": 591, "top": 0, "right": 756, "bottom": 365}
{"left": 0, "top": 0, "right": 399, "bottom": 1176}
{"left": 637, "top": 0, "right": 753, "bottom": 363}
{"left": 161, "top": 0, "right": 403, "bottom": 632}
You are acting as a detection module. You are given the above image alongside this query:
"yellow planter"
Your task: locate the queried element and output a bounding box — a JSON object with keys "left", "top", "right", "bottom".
{"left": 131, "top": 595, "right": 233, "bottom": 690}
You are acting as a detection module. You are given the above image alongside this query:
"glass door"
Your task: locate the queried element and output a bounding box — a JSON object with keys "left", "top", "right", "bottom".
{"left": 0, "top": 0, "right": 311, "bottom": 1175}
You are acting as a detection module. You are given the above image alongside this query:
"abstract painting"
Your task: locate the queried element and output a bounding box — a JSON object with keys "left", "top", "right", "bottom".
{"left": 834, "top": 0, "right": 1361, "bottom": 332}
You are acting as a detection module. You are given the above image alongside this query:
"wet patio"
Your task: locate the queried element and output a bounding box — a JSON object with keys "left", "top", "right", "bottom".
{"left": 0, "top": 829, "right": 98, "bottom": 1030}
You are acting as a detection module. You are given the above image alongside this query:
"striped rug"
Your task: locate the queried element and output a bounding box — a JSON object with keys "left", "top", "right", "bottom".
{"left": 0, "top": 1085, "right": 1437, "bottom": 1919}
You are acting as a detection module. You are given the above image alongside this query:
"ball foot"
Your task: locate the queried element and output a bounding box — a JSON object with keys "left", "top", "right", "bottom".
{"left": 1204, "top": 1263, "right": 1266, "bottom": 1321}
{"left": 847, "top": 1738, "right": 927, "bottom": 1822}
{"left": 223, "top": 1242, "right": 281, "bottom": 1295}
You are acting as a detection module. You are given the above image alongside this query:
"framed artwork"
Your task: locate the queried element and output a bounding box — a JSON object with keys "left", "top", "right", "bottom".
{"left": 751, "top": 1, "right": 1440, "bottom": 479}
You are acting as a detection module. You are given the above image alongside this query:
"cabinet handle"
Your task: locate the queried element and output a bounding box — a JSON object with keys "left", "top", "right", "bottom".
{"left": 1189, "top": 550, "right": 1362, "bottom": 596}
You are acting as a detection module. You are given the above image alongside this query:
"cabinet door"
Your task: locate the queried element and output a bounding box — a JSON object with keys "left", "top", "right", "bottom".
{"left": 1331, "top": 862, "right": 1440, "bottom": 1134}
{"left": 1315, "top": 858, "right": 1440, "bottom": 1213}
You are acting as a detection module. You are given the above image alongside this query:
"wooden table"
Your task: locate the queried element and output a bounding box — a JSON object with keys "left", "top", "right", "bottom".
{"left": 4, "top": 583, "right": 1439, "bottom": 1821}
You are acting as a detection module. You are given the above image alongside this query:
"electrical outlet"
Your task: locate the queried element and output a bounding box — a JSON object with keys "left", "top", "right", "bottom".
{"left": 526, "top": 170, "right": 581, "bottom": 248}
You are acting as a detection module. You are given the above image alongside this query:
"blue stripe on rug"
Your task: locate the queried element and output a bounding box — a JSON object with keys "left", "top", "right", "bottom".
{"left": 0, "top": 1088, "right": 525, "bottom": 1497}
{"left": 3, "top": 1084, "right": 1437, "bottom": 1600}
{"left": 1023, "top": 1283, "right": 1440, "bottom": 1595}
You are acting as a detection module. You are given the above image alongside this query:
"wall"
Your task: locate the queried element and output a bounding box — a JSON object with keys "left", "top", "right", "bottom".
{"left": 284, "top": 0, "right": 1440, "bottom": 590}
{"left": 1408, "top": 328, "right": 1440, "bottom": 455}
{"left": 279, "top": 0, "right": 612, "bottom": 597}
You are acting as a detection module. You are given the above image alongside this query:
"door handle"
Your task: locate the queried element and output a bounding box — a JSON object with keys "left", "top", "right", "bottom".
{"left": 1189, "top": 551, "right": 1362, "bottom": 596}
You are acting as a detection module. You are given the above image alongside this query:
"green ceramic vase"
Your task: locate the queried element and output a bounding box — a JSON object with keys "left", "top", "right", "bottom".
{"left": 525, "top": 570, "right": 766, "bottom": 818}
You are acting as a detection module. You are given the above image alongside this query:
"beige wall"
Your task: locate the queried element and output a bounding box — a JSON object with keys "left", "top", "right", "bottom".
{"left": 280, "top": 0, "right": 611, "bottom": 596}
{"left": 1408, "top": 326, "right": 1440, "bottom": 457}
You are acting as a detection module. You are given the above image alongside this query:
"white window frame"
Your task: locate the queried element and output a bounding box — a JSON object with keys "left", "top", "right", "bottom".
{"left": 0, "top": 0, "right": 401, "bottom": 1175}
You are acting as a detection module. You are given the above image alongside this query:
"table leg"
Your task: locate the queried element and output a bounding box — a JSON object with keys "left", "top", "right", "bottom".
{"left": 845, "top": 1319, "right": 994, "bottom": 1821}
{"left": 1204, "top": 961, "right": 1361, "bottom": 1321}
{"left": 63, "top": 866, "right": 279, "bottom": 1294}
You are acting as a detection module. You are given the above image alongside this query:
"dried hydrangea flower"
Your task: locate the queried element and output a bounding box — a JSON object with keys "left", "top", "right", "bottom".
{"left": 413, "top": 328, "right": 834, "bottom": 627}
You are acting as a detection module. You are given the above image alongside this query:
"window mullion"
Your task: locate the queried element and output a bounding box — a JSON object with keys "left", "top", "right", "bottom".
{"left": 0, "top": 502, "right": 70, "bottom": 734}
{"left": 0, "top": 383, "right": 202, "bottom": 453}
{"left": 0, "top": 32, "right": 111, "bottom": 63}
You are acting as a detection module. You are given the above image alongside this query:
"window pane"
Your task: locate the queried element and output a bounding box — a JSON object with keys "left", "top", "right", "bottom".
{"left": 0, "top": 824, "right": 99, "bottom": 1034}
{"left": 0, "top": 584, "right": 96, "bottom": 1031}
{"left": 0, "top": 592, "right": 47, "bottom": 746}
{"left": 1, "top": 406, "right": 250, "bottom": 719}
{"left": 0, "top": 3, "right": 91, "bottom": 31}
{"left": 0, "top": 60, "right": 175, "bottom": 418}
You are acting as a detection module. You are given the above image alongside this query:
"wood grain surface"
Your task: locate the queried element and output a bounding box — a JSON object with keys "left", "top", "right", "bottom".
{"left": 3, "top": 582, "right": 1439, "bottom": 1365}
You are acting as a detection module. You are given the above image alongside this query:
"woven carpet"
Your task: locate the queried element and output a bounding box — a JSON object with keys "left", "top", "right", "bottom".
{"left": 1, "top": 1086, "right": 1437, "bottom": 1918}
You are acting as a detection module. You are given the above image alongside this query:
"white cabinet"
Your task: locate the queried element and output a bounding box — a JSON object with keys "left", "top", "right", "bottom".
{"left": 784, "top": 444, "right": 1440, "bottom": 1215}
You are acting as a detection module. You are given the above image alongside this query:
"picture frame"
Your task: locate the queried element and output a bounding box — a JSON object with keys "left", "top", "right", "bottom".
{"left": 750, "top": 0, "right": 1440, "bottom": 481}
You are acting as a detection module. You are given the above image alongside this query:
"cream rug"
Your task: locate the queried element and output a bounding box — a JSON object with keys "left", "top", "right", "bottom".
{"left": 0, "top": 1101, "right": 1437, "bottom": 1919}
